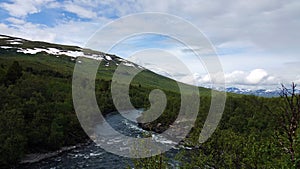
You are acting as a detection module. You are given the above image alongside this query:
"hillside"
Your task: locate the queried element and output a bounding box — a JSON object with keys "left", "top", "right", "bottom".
{"left": 0, "top": 34, "right": 212, "bottom": 95}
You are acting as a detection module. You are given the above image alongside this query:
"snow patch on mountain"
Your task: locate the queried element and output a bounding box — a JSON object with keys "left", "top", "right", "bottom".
{"left": 0, "top": 46, "right": 13, "bottom": 49}
{"left": 59, "top": 51, "right": 84, "bottom": 57}
{"left": 47, "top": 48, "right": 61, "bottom": 54}
{"left": 7, "top": 39, "right": 24, "bottom": 45}
{"left": 2, "top": 45, "right": 143, "bottom": 69}
{"left": 7, "top": 39, "right": 23, "bottom": 42}
{"left": 122, "top": 62, "right": 135, "bottom": 67}
{"left": 117, "top": 58, "right": 126, "bottom": 62}
{"left": 17, "top": 48, "right": 46, "bottom": 54}
{"left": 14, "top": 47, "right": 106, "bottom": 61}
{"left": 0, "top": 35, "right": 146, "bottom": 70}
{"left": 13, "top": 39, "right": 23, "bottom": 41}
{"left": 10, "top": 41, "right": 22, "bottom": 45}
{"left": 105, "top": 55, "right": 112, "bottom": 61}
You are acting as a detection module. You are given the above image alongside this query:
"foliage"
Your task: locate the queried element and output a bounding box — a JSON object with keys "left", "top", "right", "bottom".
{"left": 273, "top": 83, "right": 300, "bottom": 168}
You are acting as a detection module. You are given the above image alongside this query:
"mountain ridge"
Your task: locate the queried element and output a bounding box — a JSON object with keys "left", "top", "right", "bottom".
{"left": 0, "top": 34, "right": 213, "bottom": 95}
{"left": 225, "top": 87, "right": 280, "bottom": 97}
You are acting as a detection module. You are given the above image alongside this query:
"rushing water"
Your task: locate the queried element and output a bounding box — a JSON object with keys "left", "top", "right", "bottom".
{"left": 19, "top": 110, "right": 190, "bottom": 169}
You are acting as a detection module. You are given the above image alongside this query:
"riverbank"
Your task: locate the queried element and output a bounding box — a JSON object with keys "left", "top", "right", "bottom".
{"left": 137, "top": 120, "right": 197, "bottom": 146}
{"left": 19, "top": 140, "right": 92, "bottom": 164}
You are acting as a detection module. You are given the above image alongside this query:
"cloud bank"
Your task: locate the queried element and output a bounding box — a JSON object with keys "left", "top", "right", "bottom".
{"left": 195, "top": 69, "right": 279, "bottom": 89}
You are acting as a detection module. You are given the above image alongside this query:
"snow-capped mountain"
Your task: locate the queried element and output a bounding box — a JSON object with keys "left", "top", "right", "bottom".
{"left": 226, "top": 87, "right": 285, "bottom": 97}
{"left": 0, "top": 34, "right": 143, "bottom": 70}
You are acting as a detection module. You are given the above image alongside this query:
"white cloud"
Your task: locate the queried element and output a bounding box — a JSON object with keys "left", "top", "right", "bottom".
{"left": 0, "top": 19, "right": 109, "bottom": 46}
{"left": 1, "top": 0, "right": 299, "bottom": 57}
{"left": 196, "top": 69, "right": 280, "bottom": 87}
{"left": 295, "top": 79, "right": 300, "bottom": 85}
{"left": 64, "top": 3, "right": 97, "bottom": 19}
{"left": 6, "top": 17, "right": 26, "bottom": 25}
{"left": 0, "top": 23, "right": 14, "bottom": 35}
{"left": 246, "top": 69, "right": 268, "bottom": 84}
{"left": 129, "top": 0, "right": 300, "bottom": 57}
{"left": 0, "top": 0, "right": 54, "bottom": 18}
{"left": 225, "top": 71, "right": 246, "bottom": 84}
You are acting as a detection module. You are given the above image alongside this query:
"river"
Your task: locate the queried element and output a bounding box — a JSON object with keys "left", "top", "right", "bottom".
{"left": 19, "top": 110, "right": 193, "bottom": 169}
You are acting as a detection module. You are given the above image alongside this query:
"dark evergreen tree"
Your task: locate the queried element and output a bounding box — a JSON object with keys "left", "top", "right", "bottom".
{"left": 4, "top": 61, "right": 22, "bottom": 86}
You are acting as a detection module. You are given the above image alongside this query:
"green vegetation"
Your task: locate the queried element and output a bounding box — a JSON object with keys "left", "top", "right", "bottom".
{"left": 0, "top": 40, "right": 198, "bottom": 167}
{"left": 0, "top": 36, "right": 300, "bottom": 168}
{"left": 136, "top": 92, "right": 300, "bottom": 168}
{"left": 0, "top": 54, "right": 86, "bottom": 168}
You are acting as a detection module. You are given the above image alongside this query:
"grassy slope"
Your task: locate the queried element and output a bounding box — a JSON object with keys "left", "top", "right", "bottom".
{"left": 0, "top": 34, "right": 213, "bottom": 95}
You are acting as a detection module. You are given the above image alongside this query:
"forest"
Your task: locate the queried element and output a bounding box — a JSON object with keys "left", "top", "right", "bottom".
{"left": 0, "top": 46, "right": 299, "bottom": 168}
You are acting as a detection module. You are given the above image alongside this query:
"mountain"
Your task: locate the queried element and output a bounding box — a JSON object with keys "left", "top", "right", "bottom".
{"left": 225, "top": 87, "right": 281, "bottom": 97}
{"left": 0, "top": 34, "right": 211, "bottom": 95}
{"left": 0, "top": 34, "right": 139, "bottom": 68}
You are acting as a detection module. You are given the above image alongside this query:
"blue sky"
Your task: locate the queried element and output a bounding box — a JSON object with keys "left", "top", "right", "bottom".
{"left": 0, "top": 0, "right": 299, "bottom": 89}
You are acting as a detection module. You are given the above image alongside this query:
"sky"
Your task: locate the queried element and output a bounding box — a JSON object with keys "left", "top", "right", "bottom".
{"left": 0, "top": 0, "right": 299, "bottom": 89}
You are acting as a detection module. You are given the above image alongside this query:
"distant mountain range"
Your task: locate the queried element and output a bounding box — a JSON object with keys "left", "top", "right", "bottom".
{"left": 225, "top": 87, "right": 291, "bottom": 97}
